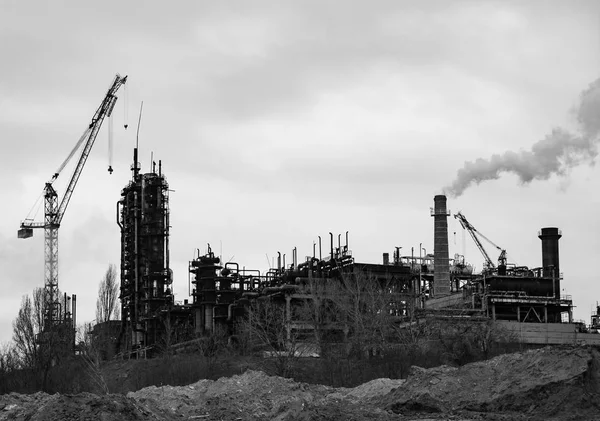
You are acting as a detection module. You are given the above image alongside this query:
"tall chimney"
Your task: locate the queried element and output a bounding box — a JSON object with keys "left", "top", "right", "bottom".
{"left": 538, "top": 227, "right": 562, "bottom": 298}
{"left": 432, "top": 195, "right": 451, "bottom": 296}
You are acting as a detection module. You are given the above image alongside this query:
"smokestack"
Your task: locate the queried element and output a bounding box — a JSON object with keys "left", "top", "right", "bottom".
{"left": 432, "top": 195, "right": 451, "bottom": 296}
{"left": 539, "top": 227, "right": 562, "bottom": 298}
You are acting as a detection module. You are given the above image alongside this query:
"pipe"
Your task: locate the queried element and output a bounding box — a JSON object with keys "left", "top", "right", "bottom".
{"left": 240, "top": 268, "right": 261, "bottom": 277}
{"left": 313, "top": 242, "right": 316, "bottom": 259}
{"left": 159, "top": 160, "right": 162, "bottom": 177}
{"left": 346, "top": 231, "right": 349, "bottom": 251}
{"left": 72, "top": 294, "right": 77, "bottom": 330}
{"left": 329, "top": 232, "right": 333, "bottom": 260}
{"left": 133, "top": 147, "right": 139, "bottom": 178}
{"left": 134, "top": 190, "right": 139, "bottom": 345}
{"left": 293, "top": 247, "right": 297, "bottom": 268}
{"left": 227, "top": 303, "right": 234, "bottom": 321}
{"left": 338, "top": 234, "right": 341, "bottom": 257}
{"left": 116, "top": 200, "right": 123, "bottom": 229}
{"left": 225, "top": 262, "right": 239, "bottom": 275}
{"left": 277, "top": 252, "right": 281, "bottom": 271}
{"left": 283, "top": 254, "right": 286, "bottom": 270}
{"left": 165, "top": 186, "right": 170, "bottom": 285}
{"left": 318, "top": 236, "right": 322, "bottom": 261}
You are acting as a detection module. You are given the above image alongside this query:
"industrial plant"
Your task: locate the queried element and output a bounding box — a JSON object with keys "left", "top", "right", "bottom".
{"left": 105, "top": 149, "right": 591, "bottom": 356}
{"left": 18, "top": 74, "right": 600, "bottom": 360}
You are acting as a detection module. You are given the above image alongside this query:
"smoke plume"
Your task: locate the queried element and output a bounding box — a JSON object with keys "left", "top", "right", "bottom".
{"left": 444, "top": 78, "right": 600, "bottom": 197}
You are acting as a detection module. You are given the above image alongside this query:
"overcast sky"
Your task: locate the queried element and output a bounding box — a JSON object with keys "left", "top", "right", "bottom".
{"left": 1, "top": 1, "right": 599, "bottom": 343}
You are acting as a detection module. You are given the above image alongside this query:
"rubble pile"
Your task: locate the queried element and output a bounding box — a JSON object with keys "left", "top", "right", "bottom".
{"left": 1, "top": 346, "right": 599, "bottom": 420}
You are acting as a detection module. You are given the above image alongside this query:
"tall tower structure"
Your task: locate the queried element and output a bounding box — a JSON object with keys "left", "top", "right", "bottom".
{"left": 431, "top": 195, "right": 451, "bottom": 297}
{"left": 118, "top": 149, "right": 172, "bottom": 351}
{"left": 539, "top": 227, "right": 562, "bottom": 299}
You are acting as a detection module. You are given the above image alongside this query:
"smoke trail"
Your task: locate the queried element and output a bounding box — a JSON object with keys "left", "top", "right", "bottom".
{"left": 444, "top": 78, "right": 600, "bottom": 197}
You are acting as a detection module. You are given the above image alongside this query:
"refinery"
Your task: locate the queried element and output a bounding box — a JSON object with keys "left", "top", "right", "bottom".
{"left": 16, "top": 74, "right": 600, "bottom": 359}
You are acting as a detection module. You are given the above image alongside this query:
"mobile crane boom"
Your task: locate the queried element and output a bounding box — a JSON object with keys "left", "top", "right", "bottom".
{"left": 18, "top": 74, "right": 127, "bottom": 329}
{"left": 454, "top": 211, "right": 507, "bottom": 271}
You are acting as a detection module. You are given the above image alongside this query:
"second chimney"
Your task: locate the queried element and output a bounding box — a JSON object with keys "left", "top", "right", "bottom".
{"left": 432, "top": 195, "right": 451, "bottom": 297}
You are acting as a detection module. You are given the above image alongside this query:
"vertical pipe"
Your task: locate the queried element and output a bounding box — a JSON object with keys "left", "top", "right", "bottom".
{"left": 133, "top": 148, "right": 139, "bottom": 178}
{"left": 318, "top": 236, "right": 322, "bottom": 261}
{"left": 134, "top": 190, "right": 140, "bottom": 346}
{"left": 165, "top": 184, "right": 170, "bottom": 284}
{"left": 329, "top": 232, "right": 333, "bottom": 260}
{"left": 72, "top": 294, "right": 77, "bottom": 331}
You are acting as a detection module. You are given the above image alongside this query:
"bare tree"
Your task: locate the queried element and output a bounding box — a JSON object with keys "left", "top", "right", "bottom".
{"left": 239, "top": 298, "right": 304, "bottom": 377}
{"left": 96, "top": 264, "right": 120, "bottom": 323}
{"left": 12, "top": 295, "right": 38, "bottom": 368}
{"left": 321, "top": 271, "right": 401, "bottom": 359}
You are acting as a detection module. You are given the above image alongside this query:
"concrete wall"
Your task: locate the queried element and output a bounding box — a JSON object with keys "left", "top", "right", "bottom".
{"left": 496, "top": 321, "right": 600, "bottom": 345}
{"left": 424, "top": 293, "right": 468, "bottom": 310}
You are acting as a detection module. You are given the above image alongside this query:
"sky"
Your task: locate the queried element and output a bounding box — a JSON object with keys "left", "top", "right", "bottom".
{"left": 1, "top": 0, "right": 599, "bottom": 343}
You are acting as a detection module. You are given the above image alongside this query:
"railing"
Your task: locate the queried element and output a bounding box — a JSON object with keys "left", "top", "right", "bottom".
{"left": 430, "top": 207, "right": 451, "bottom": 216}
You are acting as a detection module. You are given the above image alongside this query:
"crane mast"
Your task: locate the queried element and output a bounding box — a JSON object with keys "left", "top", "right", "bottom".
{"left": 18, "top": 74, "right": 128, "bottom": 330}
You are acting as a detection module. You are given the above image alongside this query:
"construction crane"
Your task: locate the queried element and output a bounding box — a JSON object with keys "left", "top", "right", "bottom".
{"left": 18, "top": 74, "right": 128, "bottom": 331}
{"left": 453, "top": 211, "right": 507, "bottom": 272}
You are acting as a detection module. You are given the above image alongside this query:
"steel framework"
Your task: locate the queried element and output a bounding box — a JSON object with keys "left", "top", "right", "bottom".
{"left": 19, "top": 74, "right": 127, "bottom": 329}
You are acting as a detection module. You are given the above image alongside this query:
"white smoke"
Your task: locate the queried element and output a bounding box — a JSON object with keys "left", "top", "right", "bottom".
{"left": 444, "top": 78, "right": 600, "bottom": 197}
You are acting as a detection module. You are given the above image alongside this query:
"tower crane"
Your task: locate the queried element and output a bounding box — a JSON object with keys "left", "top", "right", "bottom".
{"left": 18, "top": 74, "right": 128, "bottom": 330}
{"left": 453, "top": 211, "right": 507, "bottom": 272}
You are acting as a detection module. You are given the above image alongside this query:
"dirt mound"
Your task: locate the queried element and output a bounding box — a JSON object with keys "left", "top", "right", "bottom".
{"left": 0, "top": 392, "right": 153, "bottom": 421}
{"left": 3, "top": 346, "right": 599, "bottom": 420}
{"left": 380, "top": 346, "right": 600, "bottom": 419}
{"left": 128, "top": 369, "right": 392, "bottom": 420}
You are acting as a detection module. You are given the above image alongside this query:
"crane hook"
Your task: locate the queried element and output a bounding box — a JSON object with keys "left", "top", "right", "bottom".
{"left": 108, "top": 166, "right": 113, "bottom": 175}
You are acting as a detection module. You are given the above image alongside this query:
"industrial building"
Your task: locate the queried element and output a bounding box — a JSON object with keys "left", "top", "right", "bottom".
{"left": 111, "top": 156, "right": 590, "bottom": 357}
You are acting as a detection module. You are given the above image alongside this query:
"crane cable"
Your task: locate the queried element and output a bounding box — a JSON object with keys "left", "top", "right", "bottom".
{"left": 108, "top": 113, "right": 114, "bottom": 174}
{"left": 24, "top": 188, "right": 45, "bottom": 222}
{"left": 124, "top": 83, "right": 129, "bottom": 130}
{"left": 51, "top": 127, "right": 92, "bottom": 182}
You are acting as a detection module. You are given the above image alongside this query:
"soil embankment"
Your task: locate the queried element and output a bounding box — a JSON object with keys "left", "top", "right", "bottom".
{"left": 1, "top": 346, "right": 599, "bottom": 420}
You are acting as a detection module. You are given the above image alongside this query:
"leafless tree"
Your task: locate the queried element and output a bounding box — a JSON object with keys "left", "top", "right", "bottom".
{"left": 96, "top": 264, "right": 120, "bottom": 323}
{"left": 239, "top": 298, "right": 304, "bottom": 377}
{"left": 320, "top": 271, "right": 402, "bottom": 359}
{"left": 12, "top": 293, "right": 40, "bottom": 368}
